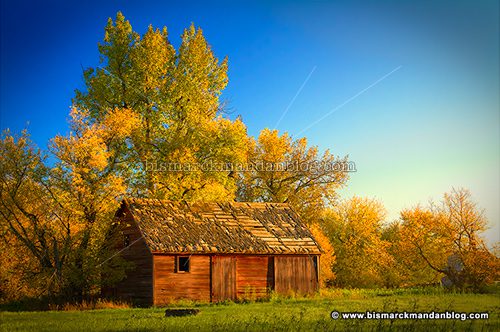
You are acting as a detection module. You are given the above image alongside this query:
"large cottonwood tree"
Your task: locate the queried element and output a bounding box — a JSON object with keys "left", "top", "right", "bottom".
{"left": 74, "top": 12, "right": 246, "bottom": 200}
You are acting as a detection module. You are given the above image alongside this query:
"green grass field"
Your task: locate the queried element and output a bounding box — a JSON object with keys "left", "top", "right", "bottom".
{"left": 1, "top": 288, "right": 499, "bottom": 331}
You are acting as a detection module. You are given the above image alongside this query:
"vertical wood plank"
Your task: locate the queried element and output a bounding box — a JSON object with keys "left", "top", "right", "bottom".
{"left": 102, "top": 207, "right": 153, "bottom": 306}
{"left": 153, "top": 255, "right": 211, "bottom": 305}
{"left": 212, "top": 255, "right": 236, "bottom": 302}
{"left": 274, "top": 255, "right": 319, "bottom": 295}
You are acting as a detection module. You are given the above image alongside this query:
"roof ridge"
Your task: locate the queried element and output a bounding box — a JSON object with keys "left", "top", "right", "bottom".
{"left": 124, "top": 197, "right": 290, "bottom": 207}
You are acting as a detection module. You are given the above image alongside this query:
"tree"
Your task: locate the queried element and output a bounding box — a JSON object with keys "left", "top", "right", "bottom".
{"left": 399, "top": 188, "right": 499, "bottom": 291}
{"left": 237, "top": 129, "right": 349, "bottom": 223}
{"left": 388, "top": 209, "right": 444, "bottom": 287}
{"left": 0, "top": 130, "right": 70, "bottom": 297}
{"left": 322, "top": 196, "right": 393, "bottom": 288}
{"left": 0, "top": 230, "right": 37, "bottom": 301}
{"left": 309, "top": 223, "right": 336, "bottom": 287}
{"left": 0, "top": 109, "right": 141, "bottom": 302}
{"left": 74, "top": 13, "right": 243, "bottom": 200}
{"left": 49, "top": 107, "right": 139, "bottom": 298}
{"left": 379, "top": 222, "right": 407, "bottom": 287}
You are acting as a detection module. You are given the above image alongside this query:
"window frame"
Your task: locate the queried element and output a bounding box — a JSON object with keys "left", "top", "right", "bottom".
{"left": 176, "top": 256, "right": 190, "bottom": 273}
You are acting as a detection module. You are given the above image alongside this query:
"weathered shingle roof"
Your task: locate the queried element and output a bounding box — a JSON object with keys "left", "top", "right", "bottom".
{"left": 121, "top": 198, "right": 322, "bottom": 255}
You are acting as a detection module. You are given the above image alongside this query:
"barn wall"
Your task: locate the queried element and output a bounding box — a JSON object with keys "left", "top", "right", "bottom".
{"left": 103, "top": 206, "right": 153, "bottom": 306}
{"left": 236, "top": 256, "right": 273, "bottom": 299}
{"left": 153, "top": 255, "right": 211, "bottom": 305}
{"left": 274, "top": 255, "right": 319, "bottom": 295}
{"left": 152, "top": 254, "right": 318, "bottom": 304}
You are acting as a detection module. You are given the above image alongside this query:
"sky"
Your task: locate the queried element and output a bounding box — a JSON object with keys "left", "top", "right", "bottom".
{"left": 1, "top": 0, "right": 499, "bottom": 244}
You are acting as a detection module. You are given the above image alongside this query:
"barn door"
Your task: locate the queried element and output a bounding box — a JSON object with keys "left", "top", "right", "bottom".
{"left": 274, "top": 256, "right": 319, "bottom": 295}
{"left": 211, "top": 256, "right": 236, "bottom": 302}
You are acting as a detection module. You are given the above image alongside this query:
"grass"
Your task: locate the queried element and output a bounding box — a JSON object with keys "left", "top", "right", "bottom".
{"left": 1, "top": 288, "right": 499, "bottom": 331}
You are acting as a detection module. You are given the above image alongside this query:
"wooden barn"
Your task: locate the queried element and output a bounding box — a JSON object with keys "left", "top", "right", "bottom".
{"left": 103, "top": 198, "right": 322, "bottom": 306}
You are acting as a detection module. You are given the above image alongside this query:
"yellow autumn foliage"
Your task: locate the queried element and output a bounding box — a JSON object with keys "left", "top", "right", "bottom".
{"left": 398, "top": 188, "right": 499, "bottom": 290}
{"left": 309, "top": 223, "right": 336, "bottom": 287}
{"left": 322, "top": 197, "right": 394, "bottom": 288}
{"left": 238, "top": 128, "right": 349, "bottom": 224}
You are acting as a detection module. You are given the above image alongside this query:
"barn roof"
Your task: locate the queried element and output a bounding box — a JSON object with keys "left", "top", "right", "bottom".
{"left": 120, "top": 198, "right": 322, "bottom": 255}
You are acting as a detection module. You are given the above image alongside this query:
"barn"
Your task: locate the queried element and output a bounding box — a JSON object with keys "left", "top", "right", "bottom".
{"left": 104, "top": 198, "right": 322, "bottom": 306}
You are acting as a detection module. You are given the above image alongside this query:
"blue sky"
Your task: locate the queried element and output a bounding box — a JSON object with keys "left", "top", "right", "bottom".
{"left": 1, "top": 0, "right": 498, "bottom": 244}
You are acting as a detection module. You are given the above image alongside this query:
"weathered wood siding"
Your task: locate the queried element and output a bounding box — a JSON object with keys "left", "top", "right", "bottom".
{"left": 103, "top": 206, "right": 153, "bottom": 306}
{"left": 153, "top": 255, "right": 211, "bottom": 305}
{"left": 152, "top": 254, "right": 318, "bottom": 304}
{"left": 211, "top": 255, "right": 237, "bottom": 302}
{"left": 236, "top": 256, "right": 273, "bottom": 299}
{"left": 274, "top": 255, "right": 319, "bottom": 295}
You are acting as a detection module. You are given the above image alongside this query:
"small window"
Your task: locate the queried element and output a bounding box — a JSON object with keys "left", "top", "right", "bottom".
{"left": 177, "top": 256, "right": 190, "bottom": 273}
{"left": 123, "top": 234, "right": 130, "bottom": 247}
